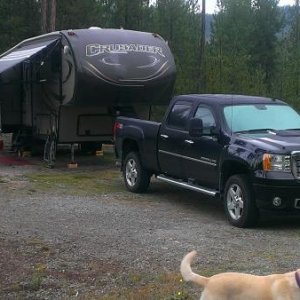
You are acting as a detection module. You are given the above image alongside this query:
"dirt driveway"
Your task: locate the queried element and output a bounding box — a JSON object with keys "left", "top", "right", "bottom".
{"left": 0, "top": 148, "right": 300, "bottom": 299}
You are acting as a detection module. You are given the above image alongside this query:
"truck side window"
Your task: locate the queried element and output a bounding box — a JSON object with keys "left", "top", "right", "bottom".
{"left": 194, "top": 106, "right": 216, "bottom": 134}
{"left": 167, "top": 102, "right": 192, "bottom": 130}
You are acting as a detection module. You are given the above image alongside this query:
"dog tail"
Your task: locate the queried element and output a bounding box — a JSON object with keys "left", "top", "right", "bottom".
{"left": 180, "top": 250, "right": 209, "bottom": 288}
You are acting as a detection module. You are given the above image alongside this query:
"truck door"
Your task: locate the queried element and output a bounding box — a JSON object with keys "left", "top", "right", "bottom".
{"left": 157, "top": 100, "right": 193, "bottom": 178}
{"left": 182, "top": 104, "right": 222, "bottom": 189}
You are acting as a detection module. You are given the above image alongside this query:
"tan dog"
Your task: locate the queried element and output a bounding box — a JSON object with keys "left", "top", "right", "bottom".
{"left": 180, "top": 250, "right": 300, "bottom": 300}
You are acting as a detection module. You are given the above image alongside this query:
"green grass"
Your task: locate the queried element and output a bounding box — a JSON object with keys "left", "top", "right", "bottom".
{"left": 0, "top": 176, "right": 8, "bottom": 183}
{"left": 99, "top": 272, "right": 194, "bottom": 300}
{"left": 26, "top": 169, "right": 124, "bottom": 195}
{"left": 7, "top": 264, "right": 46, "bottom": 293}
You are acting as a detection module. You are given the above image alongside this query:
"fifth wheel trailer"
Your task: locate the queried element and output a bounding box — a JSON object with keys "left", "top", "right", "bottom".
{"left": 0, "top": 28, "right": 176, "bottom": 165}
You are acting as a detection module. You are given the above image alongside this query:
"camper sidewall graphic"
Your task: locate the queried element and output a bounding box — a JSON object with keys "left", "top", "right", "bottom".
{"left": 83, "top": 42, "right": 170, "bottom": 84}
{"left": 86, "top": 44, "right": 166, "bottom": 58}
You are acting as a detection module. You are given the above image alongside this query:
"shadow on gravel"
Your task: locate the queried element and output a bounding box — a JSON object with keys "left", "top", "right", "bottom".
{"left": 147, "top": 180, "right": 225, "bottom": 217}
{"left": 147, "top": 180, "right": 300, "bottom": 230}
{"left": 258, "top": 211, "right": 300, "bottom": 230}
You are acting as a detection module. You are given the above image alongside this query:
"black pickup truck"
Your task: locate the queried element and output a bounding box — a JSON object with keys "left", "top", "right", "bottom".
{"left": 114, "top": 94, "right": 300, "bottom": 227}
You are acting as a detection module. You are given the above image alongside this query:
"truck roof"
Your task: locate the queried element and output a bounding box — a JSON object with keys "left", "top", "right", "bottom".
{"left": 175, "top": 94, "right": 287, "bottom": 106}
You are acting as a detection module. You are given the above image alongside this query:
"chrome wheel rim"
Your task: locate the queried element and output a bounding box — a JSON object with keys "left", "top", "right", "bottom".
{"left": 125, "top": 158, "right": 138, "bottom": 187}
{"left": 227, "top": 184, "right": 244, "bottom": 220}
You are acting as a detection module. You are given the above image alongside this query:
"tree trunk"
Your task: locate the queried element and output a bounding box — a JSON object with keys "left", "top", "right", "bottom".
{"left": 49, "top": 0, "right": 56, "bottom": 32}
{"left": 41, "top": 0, "right": 48, "bottom": 33}
{"left": 199, "top": 0, "right": 206, "bottom": 92}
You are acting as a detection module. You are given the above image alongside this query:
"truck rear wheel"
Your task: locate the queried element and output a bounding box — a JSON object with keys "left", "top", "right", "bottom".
{"left": 224, "top": 174, "right": 259, "bottom": 228}
{"left": 123, "top": 152, "right": 150, "bottom": 193}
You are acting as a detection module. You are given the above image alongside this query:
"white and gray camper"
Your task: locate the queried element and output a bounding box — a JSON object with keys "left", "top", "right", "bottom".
{"left": 0, "top": 28, "right": 176, "bottom": 165}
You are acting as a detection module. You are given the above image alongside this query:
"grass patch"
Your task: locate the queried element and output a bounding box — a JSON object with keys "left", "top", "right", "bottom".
{"left": 100, "top": 272, "right": 195, "bottom": 300}
{"left": 29, "top": 270, "right": 44, "bottom": 291}
{"left": 7, "top": 264, "right": 46, "bottom": 293}
{"left": 0, "top": 176, "right": 7, "bottom": 183}
{"left": 27, "top": 238, "right": 54, "bottom": 256}
{"left": 26, "top": 169, "right": 123, "bottom": 195}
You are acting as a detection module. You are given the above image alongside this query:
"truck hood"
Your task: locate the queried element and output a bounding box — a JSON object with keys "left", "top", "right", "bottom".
{"left": 235, "top": 130, "right": 300, "bottom": 153}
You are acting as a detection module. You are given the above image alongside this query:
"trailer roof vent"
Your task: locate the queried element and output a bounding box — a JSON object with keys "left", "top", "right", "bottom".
{"left": 89, "top": 27, "right": 102, "bottom": 30}
{"left": 67, "top": 29, "right": 76, "bottom": 36}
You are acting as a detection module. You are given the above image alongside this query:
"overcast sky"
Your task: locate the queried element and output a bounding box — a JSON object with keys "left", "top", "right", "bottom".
{"left": 206, "top": 0, "right": 295, "bottom": 14}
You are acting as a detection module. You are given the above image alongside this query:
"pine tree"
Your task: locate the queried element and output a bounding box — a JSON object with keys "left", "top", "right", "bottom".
{"left": 0, "top": 0, "right": 40, "bottom": 52}
{"left": 250, "top": 0, "right": 283, "bottom": 93}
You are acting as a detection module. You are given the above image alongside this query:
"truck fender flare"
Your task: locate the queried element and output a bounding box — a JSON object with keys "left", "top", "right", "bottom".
{"left": 220, "top": 158, "right": 252, "bottom": 192}
{"left": 121, "top": 126, "right": 145, "bottom": 160}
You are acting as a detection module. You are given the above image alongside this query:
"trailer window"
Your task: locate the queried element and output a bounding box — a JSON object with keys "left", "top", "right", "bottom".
{"left": 167, "top": 102, "right": 192, "bottom": 130}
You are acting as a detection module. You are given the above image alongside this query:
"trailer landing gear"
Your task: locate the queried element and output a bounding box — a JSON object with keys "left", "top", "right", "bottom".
{"left": 67, "top": 143, "right": 78, "bottom": 168}
{"left": 43, "top": 133, "right": 57, "bottom": 168}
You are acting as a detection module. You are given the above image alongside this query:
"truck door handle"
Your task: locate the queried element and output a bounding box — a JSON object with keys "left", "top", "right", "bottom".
{"left": 160, "top": 134, "right": 169, "bottom": 139}
{"left": 184, "top": 140, "right": 194, "bottom": 144}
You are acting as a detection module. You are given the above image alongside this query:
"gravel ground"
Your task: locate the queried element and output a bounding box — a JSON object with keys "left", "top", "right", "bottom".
{"left": 0, "top": 149, "right": 300, "bottom": 299}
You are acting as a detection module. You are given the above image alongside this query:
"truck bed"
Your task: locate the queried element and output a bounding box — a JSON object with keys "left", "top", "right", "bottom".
{"left": 115, "top": 116, "right": 161, "bottom": 173}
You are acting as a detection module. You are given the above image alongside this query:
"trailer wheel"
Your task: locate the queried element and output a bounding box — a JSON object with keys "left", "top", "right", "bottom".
{"left": 123, "top": 152, "right": 150, "bottom": 193}
{"left": 224, "top": 174, "right": 259, "bottom": 228}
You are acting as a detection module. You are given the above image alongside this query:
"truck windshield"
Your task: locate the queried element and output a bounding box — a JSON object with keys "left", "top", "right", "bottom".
{"left": 223, "top": 104, "right": 300, "bottom": 133}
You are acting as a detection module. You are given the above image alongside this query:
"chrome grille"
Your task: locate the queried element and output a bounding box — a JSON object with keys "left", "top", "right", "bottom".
{"left": 291, "top": 151, "right": 300, "bottom": 179}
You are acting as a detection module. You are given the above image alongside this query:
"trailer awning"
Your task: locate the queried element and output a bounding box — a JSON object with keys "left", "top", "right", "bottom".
{"left": 0, "top": 38, "right": 59, "bottom": 75}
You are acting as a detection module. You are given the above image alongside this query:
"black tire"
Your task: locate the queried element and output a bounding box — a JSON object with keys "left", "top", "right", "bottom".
{"left": 123, "top": 152, "right": 150, "bottom": 193}
{"left": 224, "top": 174, "right": 259, "bottom": 228}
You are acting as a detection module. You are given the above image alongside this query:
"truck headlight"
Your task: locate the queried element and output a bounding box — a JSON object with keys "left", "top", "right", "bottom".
{"left": 263, "top": 154, "right": 291, "bottom": 172}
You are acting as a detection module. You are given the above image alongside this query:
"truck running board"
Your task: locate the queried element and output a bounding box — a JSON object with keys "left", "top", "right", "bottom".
{"left": 156, "top": 175, "right": 219, "bottom": 197}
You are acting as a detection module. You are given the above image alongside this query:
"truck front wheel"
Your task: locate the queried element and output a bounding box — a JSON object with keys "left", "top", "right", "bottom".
{"left": 123, "top": 152, "right": 150, "bottom": 193}
{"left": 224, "top": 174, "right": 259, "bottom": 228}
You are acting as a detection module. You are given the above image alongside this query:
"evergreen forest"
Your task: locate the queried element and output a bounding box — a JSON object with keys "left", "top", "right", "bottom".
{"left": 1, "top": 0, "right": 300, "bottom": 109}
